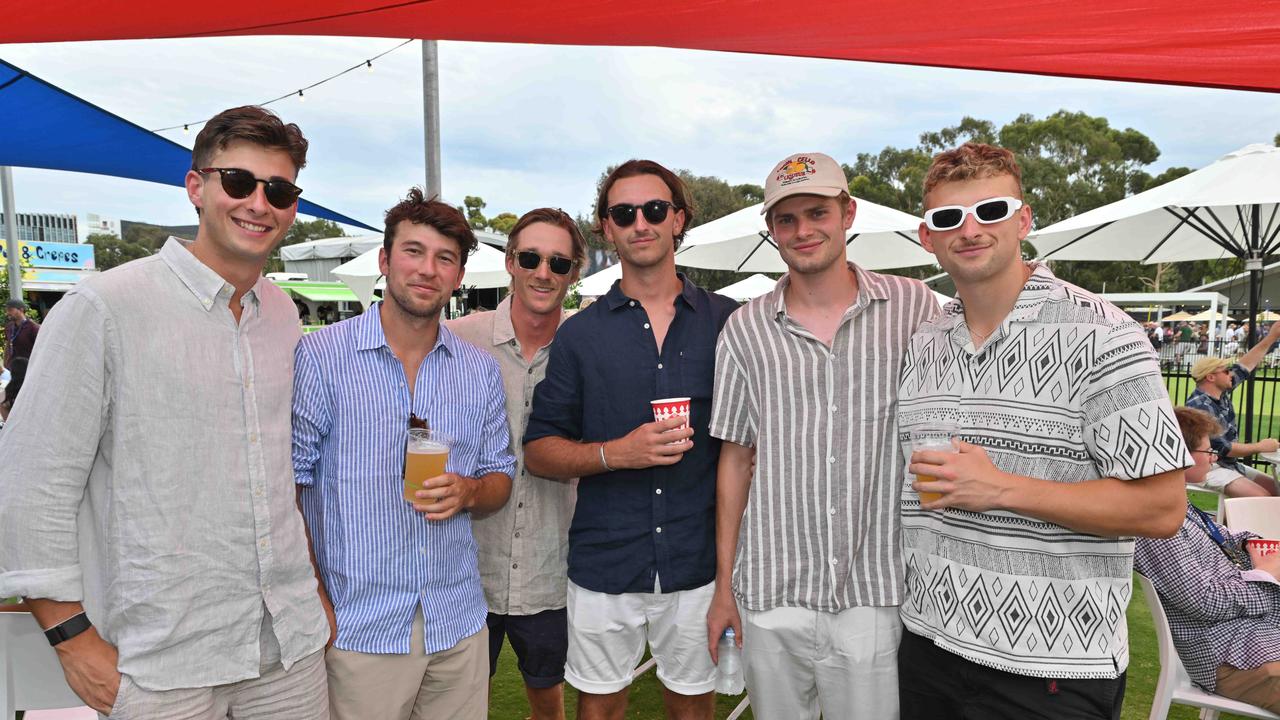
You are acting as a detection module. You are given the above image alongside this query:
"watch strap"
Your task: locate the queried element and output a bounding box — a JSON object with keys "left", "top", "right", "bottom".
{"left": 44, "top": 612, "right": 92, "bottom": 646}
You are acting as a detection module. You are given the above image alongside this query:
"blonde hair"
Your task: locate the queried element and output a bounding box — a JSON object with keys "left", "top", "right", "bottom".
{"left": 923, "top": 143, "right": 1022, "bottom": 207}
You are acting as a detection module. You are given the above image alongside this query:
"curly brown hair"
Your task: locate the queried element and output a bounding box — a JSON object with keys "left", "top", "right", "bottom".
{"left": 1174, "top": 406, "right": 1222, "bottom": 449}
{"left": 191, "top": 106, "right": 308, "bottom": 174}
{"left": 923, "top": 142, "right": 1022, "bottom": 208}
{"left": 383, "top": 188, "right": 478, "bottom": 267}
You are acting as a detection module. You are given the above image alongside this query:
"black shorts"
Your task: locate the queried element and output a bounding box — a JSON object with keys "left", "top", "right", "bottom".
{"left": 898, "top": 628, "right": 1126, "bottom": 720}
{"left": 487, "top": 608, "right": 568, "bottom": 689}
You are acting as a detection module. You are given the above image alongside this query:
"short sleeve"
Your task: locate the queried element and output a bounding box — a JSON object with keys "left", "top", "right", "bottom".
{"left": 1083, "top": 322, "right": 1192, "bottom": 480}
{"left": 709, "top": 320, "right": 755, "bottom": 447}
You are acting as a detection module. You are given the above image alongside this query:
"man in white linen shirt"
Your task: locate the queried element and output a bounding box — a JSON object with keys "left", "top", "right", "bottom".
{"left": 0, "top": 106, "right": 331, "bottom": 719}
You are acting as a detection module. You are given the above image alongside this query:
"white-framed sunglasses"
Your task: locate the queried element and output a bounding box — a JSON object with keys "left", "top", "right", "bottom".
{"left": 923, "top": 196, "right": 1024, "bottom": 231}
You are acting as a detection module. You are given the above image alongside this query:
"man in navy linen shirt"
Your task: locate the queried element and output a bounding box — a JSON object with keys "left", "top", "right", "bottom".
{"left": 524, "top": 160, "right": 738, "bottom": 720}
{"left": 293, "top": 189, "right": 514, "bottom": 720}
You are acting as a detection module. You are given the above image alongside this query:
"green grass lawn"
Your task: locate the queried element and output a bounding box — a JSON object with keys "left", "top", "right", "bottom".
{"left": 488, "top": 490, "right": 1254, "bottom": 720}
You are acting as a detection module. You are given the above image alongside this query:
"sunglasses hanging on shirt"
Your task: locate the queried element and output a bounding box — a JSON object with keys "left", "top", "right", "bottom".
{"left": 198, "top": 167, "right": 303, "bottom": 210}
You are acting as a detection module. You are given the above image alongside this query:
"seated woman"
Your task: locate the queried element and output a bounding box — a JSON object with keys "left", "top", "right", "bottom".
{"left": 1134, "top": 406, "right": 1280, "bottom": 712}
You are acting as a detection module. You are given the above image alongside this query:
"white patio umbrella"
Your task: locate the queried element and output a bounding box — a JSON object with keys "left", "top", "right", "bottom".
{"left": 674, "top": 199, "right": 935, "bottom": 272}
{"left": 1030, "top": 144, "right": 1280, "bottom": 338}
{"left": 332, "top": 242, "right": 511, "bottom": 309}
{"left": 1030, "top": 143, "right": 1280, "bottom": 439}
{"left": 716, "top": 274, "right": 777, "bottom": 302}
{"left": 576, "top": 263, "right": 622, "bottom": 298}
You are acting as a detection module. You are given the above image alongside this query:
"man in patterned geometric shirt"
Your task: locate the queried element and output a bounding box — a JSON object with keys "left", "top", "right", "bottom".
{"left": 896, "top": 142, "right": 1189, "bottom": 719}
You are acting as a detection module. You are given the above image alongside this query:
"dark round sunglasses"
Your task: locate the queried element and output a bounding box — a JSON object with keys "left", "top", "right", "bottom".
{"left": 198, "top": 167, "right": 303, "bottom": 210}
{"left": 604, "top": 199, "right": 678, "bottom": 227}
{"left": 515, "top": 250, "right": 575, "bottom": 275}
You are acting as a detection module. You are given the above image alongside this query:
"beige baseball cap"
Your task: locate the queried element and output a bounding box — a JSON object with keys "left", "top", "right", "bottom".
{"left": 762, "top": 152, "right": 847, "bottom": 215}
{"left": 1190, "top": 356, "right": 1234, "bottom": 381}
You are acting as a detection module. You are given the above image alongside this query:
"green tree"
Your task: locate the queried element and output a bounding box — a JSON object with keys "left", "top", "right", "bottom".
{"left": 88, "top": 232, "right": 152, "bottom": 271}
{"left": 463, "top": 196, "right": 488, "bottom": 231}
{"left": 488, "top": 212, "right": 518, "bottom": 236}
{"left": 122, "top": 223, "right": 171, "bottom": 251}
{"left": 265, "top": 218, "right": 345, "bottom": 273}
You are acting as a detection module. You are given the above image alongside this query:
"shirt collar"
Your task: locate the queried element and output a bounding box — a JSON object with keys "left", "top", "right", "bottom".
{"left": 770, "top": 261, "right": 886, "bottom": 318}
{"left": 604, "top": 272, "right": 700, "bottom": 312}
{"left": 492, "top": 296, "right": 517, "bottom": 346}
{"left": 932, "top": 260, "right": 1055, "bottom": 331}
{"left": 489, "top": 295, "right": 568, "bottom": 347}
{"left": 158, "top": 236, "right": 262, "bottom": 313}
{"left": 355, "top": 301, "right": 455, "bottom": 357}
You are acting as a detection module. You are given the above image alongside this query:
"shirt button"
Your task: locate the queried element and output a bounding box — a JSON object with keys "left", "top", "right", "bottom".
{"left": 828, "top": 507, "right": 836, "bottom": 515}
{"left": 644, "top": 323, "right": 651, "bottom": 329}
{"left": 655, "top": 527, "right": 663, "bottom": 533}
{"left": 514, "top": 532, "right": 521, "bottom": 538}
{"left": 830, "top": 404, "right": 837, "bottom": 412}
{"left": 513, "top": 563, "right": 519, "bottom": 569}
{"left": 249, "top": 434, "right": 258, "bottom": 443}
{"left": 655, "top": 488, "right": 663, "bottom": 495}
{"left": 525, "top": 401, "right": 529, "bottom": 407}
{"left": 527, "top": 368, "right": 533, "bottom": 375}
{"left": 828, "top": 456, "right": 836, "bottom": 464}
{"left": 260, "top": 540, "right": 268, "bottom": 550}
{"left": 657, "top": 363, "right": 664, "bottom": 369}
{"left": 830, "top": 557, "right": 838, "bottom": 565}
{"left": 518, "top": 502, "right": 524, "bottom": 509}
{"left": 629, "top": 301, "right": 637, "bottom": 307}
{"left": 255, "top": 487, "right": 264, "bottom": 498}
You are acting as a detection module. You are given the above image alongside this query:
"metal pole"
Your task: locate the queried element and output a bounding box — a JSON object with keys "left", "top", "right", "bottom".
{"left": 421, "top": 40, "right": 442, "bottom": 201}
{"left": 1244, "top": 204, "right": 1262, "bottom": 445}
{"left": 0, "top": 167, "right": 21, "bottom": 300}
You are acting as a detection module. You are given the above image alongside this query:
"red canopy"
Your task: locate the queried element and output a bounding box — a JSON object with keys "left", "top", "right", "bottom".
{"left": 4, "top": 1, "right": 1277, "bottom": 93}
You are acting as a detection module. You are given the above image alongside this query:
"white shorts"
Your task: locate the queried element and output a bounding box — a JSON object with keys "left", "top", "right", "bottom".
{"left": 1203, "top": 463, "right": 1270, "bottom": 491}
{"left": 740, "top": 605, "right": 900, "bottom": 720}
{"left": 565, "top": 580, "right": 716, "bottom": 696}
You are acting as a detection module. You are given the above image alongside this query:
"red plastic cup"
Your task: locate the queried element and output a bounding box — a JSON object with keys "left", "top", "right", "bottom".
{"left": 1247, "top": 538, "right": 1280, "bottom": 557}
{"left": 651, "top": 397, "right": 691, "bottom": 430}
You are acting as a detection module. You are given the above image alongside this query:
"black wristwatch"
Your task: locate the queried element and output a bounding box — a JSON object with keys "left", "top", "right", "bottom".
{"left": 44, "top": 612, "right": 93, "bottom": 647}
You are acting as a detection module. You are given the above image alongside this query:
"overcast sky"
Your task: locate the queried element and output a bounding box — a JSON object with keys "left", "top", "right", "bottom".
{"left": 3, "top": 36, "right": 1280, "bottom": 239}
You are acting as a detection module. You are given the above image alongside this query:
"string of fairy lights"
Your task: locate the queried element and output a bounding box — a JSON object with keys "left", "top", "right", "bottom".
{"left": 150, "top": 39, "right": 415, "bottom": 135}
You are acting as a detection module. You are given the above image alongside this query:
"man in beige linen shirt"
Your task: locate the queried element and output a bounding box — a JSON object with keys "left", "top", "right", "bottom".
{"left": 0, "top": 106, "right": 330, "bottom": 719}
{"left": 448, "top": 208, "right": 585, "bottom": 720}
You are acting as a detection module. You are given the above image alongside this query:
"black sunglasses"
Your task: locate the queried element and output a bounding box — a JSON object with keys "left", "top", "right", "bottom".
{"left": 604, "top": 200, "right": 678, "bottom": 227}
{"left": 198, "top": 167, "right": 303, "bottom": 210}
{"left": 515, "top": 250, "right": 575, "bottom": 275}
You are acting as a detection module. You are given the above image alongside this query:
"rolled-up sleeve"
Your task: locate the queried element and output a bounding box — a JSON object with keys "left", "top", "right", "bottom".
{"left": 0, "top": 291, "right": 110, "bottom": 600}
{"left": 475, "top": 359, "right": 515, "bottom": 478}
{"left": 523, "top": 327, "right": 583, "bottom": 444}
{"left": 291, "top": 337, "right": 331, "bottom": 488}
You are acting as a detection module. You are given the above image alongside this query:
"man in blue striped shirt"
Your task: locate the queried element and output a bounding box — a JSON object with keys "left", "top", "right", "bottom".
{"left": 293, "top": 189, "right": 515, "bottom": 720}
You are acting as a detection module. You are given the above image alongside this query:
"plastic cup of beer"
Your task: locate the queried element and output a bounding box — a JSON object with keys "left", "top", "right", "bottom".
{"left": 910, "top": 423, "right": 959, "bottom": 505}
{"left": 405, "top": 428, "right": 452, "bottom": 503}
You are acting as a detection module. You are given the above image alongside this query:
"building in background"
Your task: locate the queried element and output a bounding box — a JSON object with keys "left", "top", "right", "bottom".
{"left": 0, "top": 212, "right": 77, "bottom": 244}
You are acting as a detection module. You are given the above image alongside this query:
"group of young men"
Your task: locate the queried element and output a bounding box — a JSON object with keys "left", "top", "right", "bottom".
{"left": 0, "top": 104, "right": 1197, "bottom": 720}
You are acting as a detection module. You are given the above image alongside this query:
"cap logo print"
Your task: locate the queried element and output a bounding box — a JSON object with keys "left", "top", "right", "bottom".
{"left": 777, "top": 157, "right": 818, "bottom": 187}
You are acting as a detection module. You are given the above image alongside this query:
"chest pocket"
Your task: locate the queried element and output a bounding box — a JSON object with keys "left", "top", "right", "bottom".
{"left": 677, "top": 346, "right": 716, "bottom": 400}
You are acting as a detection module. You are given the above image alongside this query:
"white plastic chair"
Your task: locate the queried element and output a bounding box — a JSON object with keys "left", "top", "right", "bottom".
{"left": 1136, "top": 573, "right": 1280, "bottom": 720}
{"left": 1223, "top": 497, "right": 1280, "bottom": 536}
{"left": 0, "top": 610, "right": 86, "bottom": 720}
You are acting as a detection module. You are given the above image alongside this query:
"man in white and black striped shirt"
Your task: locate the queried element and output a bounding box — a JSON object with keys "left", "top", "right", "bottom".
{"left": 707, "top": 152, "right": 939, "bottom": 719}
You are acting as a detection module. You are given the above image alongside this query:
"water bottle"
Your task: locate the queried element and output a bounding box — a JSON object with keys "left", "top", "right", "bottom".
{"left": 715, "top": 627, "right": 745, "bottom": 695}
